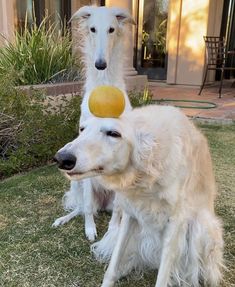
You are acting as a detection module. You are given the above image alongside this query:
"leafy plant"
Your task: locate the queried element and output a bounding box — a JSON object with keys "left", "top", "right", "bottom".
{"left": 129, "top": 87, "right": 153, "bottom": 107}
{"left": 0, "top": 14, "right": 80, "bottom": 85}
{"left": 154, "top": 18, "right": 167, "bottom": 55}
{"left": 0, "top": 74, "right": 81, "bottom": 178}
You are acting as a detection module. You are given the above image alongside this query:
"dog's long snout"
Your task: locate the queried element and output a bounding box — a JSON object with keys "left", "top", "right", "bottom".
{"left": 95, "top": 59, "right": 107, "bottom": 70}
{"left": 54, "top": 152, "right": 76, "bottom": 170}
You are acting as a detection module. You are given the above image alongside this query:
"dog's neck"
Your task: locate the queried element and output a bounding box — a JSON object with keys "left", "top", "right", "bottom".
{"left": 83, "top": 41, "right": 126, "bottom": 92}
{"left": 101, "top": 166, "right": 153, "bottom": 192}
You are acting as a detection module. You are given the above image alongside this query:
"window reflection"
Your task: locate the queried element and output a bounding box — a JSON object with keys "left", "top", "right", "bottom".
{"left": 45, "top": 0, "right": 62, "bottom": 29}
{"left": 15, "top": 0, "right": 72, "bottom": 31}
{"left": 15, "top": 0, "right": 33, "bottom": 30}
{"left": 15, "top": 0, "right": 102, "bottom": 32}
{"left": 141, "top": 0, "right": 168, "bottom": 69}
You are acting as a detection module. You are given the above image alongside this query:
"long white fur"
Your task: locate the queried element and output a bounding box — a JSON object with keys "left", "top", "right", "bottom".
{"left": 52, "top": 6, "right": 134, "bottom": 241}
{"left": 57, "top": 105, "right": 224, "bottom": 286}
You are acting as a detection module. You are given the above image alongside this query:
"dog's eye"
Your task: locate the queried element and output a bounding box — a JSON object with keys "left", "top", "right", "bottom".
{"left": 106, "top": 131, "right": 121, "bottom": 138}
{"left": 108, "top": 27, "right": 115, "bottom": 34}
{"left": 90, "top": 27, "right": 96, "bottom": 33}
{"left": 80, "top": 127, "right": 85, "bottom": 132}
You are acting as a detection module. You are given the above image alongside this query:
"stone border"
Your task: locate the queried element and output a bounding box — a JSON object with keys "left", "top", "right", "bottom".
{"left": 17, "top": 76, "right": 148, "bottom": 96}
{"left": 18, "top": 81, "right": 84, "bottom": 96}
{"left": 191, "top": 116, "right": 235, "bottom": 125}
{"left": 17, "top": 80, "right": 234, "bottom": 125}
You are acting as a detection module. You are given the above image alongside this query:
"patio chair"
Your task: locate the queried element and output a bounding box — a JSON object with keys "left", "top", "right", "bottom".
{"left": 199, "top": 36, "right": 235, "bottom": 98}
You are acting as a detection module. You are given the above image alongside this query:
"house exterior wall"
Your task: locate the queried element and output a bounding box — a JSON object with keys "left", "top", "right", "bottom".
{"left": 0, "top": 0, "right": 15, "bottom": 46}
{"left": 166, "top": 0, "right": 224, "bottom": 85}
{"left": 107, "top": 0, "right": 224, "bottom": 86}
{"left": 0, "top": 0, "right": 225, "bottom": 86}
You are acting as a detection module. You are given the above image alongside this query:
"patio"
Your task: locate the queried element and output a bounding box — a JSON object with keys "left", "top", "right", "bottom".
{"left": 149, "top": 80, "right": 235, "bottom": 124}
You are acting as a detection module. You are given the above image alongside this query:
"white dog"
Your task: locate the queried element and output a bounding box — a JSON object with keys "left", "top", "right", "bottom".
{"left": 54, "top": 105, "right": 224, "bottom": 287}
{"left": 52, "top": 6, "right": 135, "bottom": 241}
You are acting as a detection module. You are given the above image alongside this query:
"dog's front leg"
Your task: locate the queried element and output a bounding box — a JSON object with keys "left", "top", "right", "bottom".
{"left": 107, "top": 195, "right": 121, "bottom": 231}
{"left": 52, "top": 181, "right": 83, "bottom": 227}
{"left": 83, "top": 178, "right": 97, "bottom": 241}
{"left": 155, "top": 216, "right": 184, "bottom": 287}
{"left": 52, "top": 207, "right": 82, "bottom": 227}
{"left": 101, "top": 212, "right": 134, "bottom": 287}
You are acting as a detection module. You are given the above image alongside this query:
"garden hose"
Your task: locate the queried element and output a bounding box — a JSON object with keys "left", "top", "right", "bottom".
{"left": 152, "top": 99, "right": 217, "bottom": 109}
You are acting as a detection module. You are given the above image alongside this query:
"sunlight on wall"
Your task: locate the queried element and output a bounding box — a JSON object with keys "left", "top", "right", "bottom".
{"left": 177, "top": 0, "right": 210, "bottom": 84}
{"left": 0, "top": 0, "right": 15, "bottom": 46}
{"left": 167, "top": 0, "right": 211, "bottom": 85}
{"left": 167, "top": 1, "right": 180, "bottom": 52}
{"left": 166, "top": 0, "right": 182, "bottom": 83}
{"left": 181, "top": 1, "right": 209, "bottom": 63}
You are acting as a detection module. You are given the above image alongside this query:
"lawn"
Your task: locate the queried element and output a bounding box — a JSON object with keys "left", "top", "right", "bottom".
{"left": 0, "top": 124, "right": 234, "bottom": 287}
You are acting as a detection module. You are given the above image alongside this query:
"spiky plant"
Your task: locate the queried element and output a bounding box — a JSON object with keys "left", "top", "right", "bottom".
{"left": 0, "top": 14, "right": 80, "bottom": 85}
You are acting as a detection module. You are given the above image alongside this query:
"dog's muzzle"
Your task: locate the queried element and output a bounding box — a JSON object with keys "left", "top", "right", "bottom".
{"left": 54, "top": 152, "right": 76, "bottom": 170}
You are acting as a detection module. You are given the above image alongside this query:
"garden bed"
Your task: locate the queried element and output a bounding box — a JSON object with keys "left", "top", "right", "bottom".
{"left": 0, "top": 78, "right": 150, "bottom": 180}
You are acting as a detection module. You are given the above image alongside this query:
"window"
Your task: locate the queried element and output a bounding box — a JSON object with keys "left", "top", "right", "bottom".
{"left": 136, "top": 0, "right": 169, "bottom": 80}
{"left": 15, "top": 0, "right": 72, "bottom": 31}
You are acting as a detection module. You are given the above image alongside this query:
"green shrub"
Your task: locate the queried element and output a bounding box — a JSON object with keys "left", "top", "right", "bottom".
{"left": 0, "top": 75, "right": 152, "bottom": 178}
{"left": 0, "top": 75, "right": 81, "bottom": 178}
{"left": 0, "top": 15, "right": 80, "bottom": 85}
{"left": 129, "top": 87, "right": 153, "bottom": 107}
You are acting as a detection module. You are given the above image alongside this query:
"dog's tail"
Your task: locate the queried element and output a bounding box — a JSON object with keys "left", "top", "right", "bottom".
{"left": 179, "top": 211, "right": 224, "bottom": 287}
{"left": 200, "top": 213, "right": 224, "bottom": 287}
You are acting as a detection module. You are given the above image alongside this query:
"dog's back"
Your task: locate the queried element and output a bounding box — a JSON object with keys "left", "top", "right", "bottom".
{"left": 123, "top": 105, "right": 216, "bottom": 210}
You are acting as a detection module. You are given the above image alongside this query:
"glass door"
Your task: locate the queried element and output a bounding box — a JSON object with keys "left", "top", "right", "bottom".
{"left": 15, "top": 0, "right": 72, "bottom": 30}
{"left": 136, "top": 0, "right": 169, "bottom": 80}
{"left": 219, "top": 0, "right": 235, "bottom": 79}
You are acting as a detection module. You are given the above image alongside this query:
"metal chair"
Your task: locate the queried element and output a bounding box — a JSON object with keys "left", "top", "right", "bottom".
{"left": 199, "top": 36, "right": 235, "bottom": 98}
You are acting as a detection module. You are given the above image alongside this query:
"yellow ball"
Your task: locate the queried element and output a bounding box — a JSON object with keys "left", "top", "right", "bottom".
{"left": 89, "top": 85, "right": 125, "bottom": 118}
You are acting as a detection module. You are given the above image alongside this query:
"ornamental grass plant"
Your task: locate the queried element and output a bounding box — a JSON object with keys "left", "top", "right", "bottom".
{"left": 0, "top": 14, "right": 80, "bottom": 85}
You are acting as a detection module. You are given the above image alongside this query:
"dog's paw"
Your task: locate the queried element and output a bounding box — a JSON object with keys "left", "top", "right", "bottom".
{"left": 85, "top": 225, "right": 97, "bottom": 242}
{"left": 52, "top": 216, "right": 69, "bottom": 227}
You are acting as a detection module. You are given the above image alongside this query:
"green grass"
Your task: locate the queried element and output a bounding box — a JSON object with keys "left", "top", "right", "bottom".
{"left": 0, "top": 124, "right": 234, "bottom": 287}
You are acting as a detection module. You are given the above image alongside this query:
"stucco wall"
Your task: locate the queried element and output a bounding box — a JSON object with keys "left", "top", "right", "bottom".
{"left": 0, "top": 0, "right": 15, "bottom": 46}
{"left": 167, "top": 0, "right": 224, "bottom": 86}
{"left": 0, "top": 0, "right": 225, "bottom": 87}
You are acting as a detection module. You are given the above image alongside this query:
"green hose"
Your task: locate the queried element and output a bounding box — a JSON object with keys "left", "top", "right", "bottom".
{"left": 152, "top": 99, "right": 217, "bottom": 109}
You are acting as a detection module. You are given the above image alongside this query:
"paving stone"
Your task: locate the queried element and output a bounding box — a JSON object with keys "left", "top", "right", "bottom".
{"left": 149, "top": 81, "right": 235, "bottom": 123}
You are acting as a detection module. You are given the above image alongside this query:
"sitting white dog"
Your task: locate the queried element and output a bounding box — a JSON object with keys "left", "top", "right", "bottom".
{"left": 54, "top": 105, "right": 224, "bottom": 287}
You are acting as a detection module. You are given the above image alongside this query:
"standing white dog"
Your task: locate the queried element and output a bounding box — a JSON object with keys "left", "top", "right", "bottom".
{"left": 52, "top": 6, "right": 135, "bottom": 241}
{"left": 54, "top": 105, "right": 224, "bottom": 287}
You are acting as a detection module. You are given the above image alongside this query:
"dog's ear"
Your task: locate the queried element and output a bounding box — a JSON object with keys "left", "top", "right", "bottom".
{"left": 111, "top": 8, "right": 136, "bottom": 25}
{"left": 132, "top": 131, "right": 160, "bottom": 178}
{"left": 70, "top": 6, "right": 92, "bottom": 22}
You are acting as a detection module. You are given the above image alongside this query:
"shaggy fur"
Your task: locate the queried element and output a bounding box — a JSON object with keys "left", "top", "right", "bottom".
{"left": 56, "top": 105, "right": 224, "bottom": 286}
{"left": 52, "top": 6, "right": 134, "bottom": 241}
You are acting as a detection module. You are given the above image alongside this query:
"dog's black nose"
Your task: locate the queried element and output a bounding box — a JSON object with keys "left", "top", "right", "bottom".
{"left": 54, "top": 152, "right": 76, "bottom": 170}
{"left": 95, "top": 59, "right": 107, "bottom": 70}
